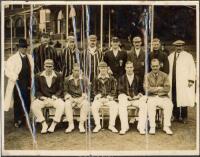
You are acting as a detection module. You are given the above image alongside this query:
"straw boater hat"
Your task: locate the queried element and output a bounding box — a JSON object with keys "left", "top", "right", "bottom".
{"left": 172, "top": 40, "right": 185, "bottom": 46}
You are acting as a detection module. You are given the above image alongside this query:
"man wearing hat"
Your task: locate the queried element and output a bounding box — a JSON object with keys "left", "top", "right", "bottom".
{"left": 31, "top": 59, "right": 65, "bottom": 133}
{"left": 168, "top": 40, "right": 196, "bottom": 123}
{"left": 91, "top": 61, "right": 118, "bottom": 133}
{"left": 61, "top": 35, "right": 82, "bottom": 79}
{"left": 64, "top": 63, "right": 89, "bottom": 133}
{"left": 148, "top": 38, "right": 169, "bottom": 74}
{"left": 127, "top": 36, "right": 145, "bottom": 93}
{"left": 104, "top": 36, "right": 127, "bottom": 80}
{"left": 33, "top": 33, "right": 60, "bottom": 73}
{"left": 83, "top": 34, "right": 102, "bottom": 82}
{"left": 4, "top": 38, "right": 34, "bottom": 128}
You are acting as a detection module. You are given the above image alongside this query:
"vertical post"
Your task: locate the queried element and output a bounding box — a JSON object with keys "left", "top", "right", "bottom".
{"left": 24, "top": 14, "right": 27, "bottom": 39}
{"left": 108, "top": 9, "right": 111, "bottom": 48}
{"left": 80, "top": 16, "right": 83, "bottom": 48}
{"left": 100, "top": 5, "right": 103, "bottom": 52}
{"left": 10, "top": 16, "right": 13, "bottom": 54}
{"left": 150, "top": 5, "right": 154, "bottom": 52}
{"left": 82, "top": 5, "right": 85, "bottom": 50}
{"left": 66, "top": 5, "right": 68, "bottom": 39}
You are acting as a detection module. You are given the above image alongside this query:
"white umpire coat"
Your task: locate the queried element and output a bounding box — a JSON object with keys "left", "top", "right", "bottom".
{"left": 168, "top": 50, "right": 196, "bottom": 107}
{"left": 4, "top": 51, "right": 34, "bottom": 111}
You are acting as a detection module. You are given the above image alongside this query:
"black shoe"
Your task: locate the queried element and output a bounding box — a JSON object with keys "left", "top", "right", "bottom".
{"left": 14, "top": 120, "right": 22, "bottom": 128}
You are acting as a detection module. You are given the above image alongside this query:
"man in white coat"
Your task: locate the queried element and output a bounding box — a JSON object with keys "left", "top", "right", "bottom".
{"left": 168, "top": 40, "right": 196, "bottom": 123}
{"left": 4, "top": 39, "right": 34, "bottom": 128}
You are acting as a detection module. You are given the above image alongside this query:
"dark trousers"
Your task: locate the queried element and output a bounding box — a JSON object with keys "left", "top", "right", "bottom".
{"left": 173, "top": 105, "right": 188, "bottom": 119}
{"left": 13, "top": 85, "right": 31, "bottom": 123}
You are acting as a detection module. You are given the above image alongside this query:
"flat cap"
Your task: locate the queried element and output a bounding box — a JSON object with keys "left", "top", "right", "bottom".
{"left": 111, "top": 36, "right": 119, "bottom": 42}
{"left": 67, "top": 35, "right": 75, "bottom": 41}
{"left": 89, "top": 35, "right": 97, "bottom": 40}
{"left": 44, "top": 59, "right": 54, "bottom": 66}
{"left": 133, "top": 36, "right": 142, "bottom": 42}
{"left": 98, "top": 61, "right": 108, "bottom": 67}
{"left": 173, "top": 40, "right": 185, "bottom": 46}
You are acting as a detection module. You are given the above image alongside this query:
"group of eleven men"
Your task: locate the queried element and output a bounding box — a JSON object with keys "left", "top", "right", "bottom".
{"left": 4, "top": 33, "right": 196, "bottom": 136}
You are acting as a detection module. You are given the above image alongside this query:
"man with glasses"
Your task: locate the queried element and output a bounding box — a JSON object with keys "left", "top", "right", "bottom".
{"left": 31, "top": 59, "right": 65, "bottom": 133}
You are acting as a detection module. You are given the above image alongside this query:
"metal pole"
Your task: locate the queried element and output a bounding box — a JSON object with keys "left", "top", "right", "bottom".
{"left": 109, "top": 9, "right": 111, "bottom": 48}
{"left": 150, "top": 5, "right": 154, "bottom": 52}
{"left": 10, "top": 16, "right": 13, "bottom": 54}
{"left": 82, "top": 5, "right": 85, "bottom": 50}
{"left": 66, "top": 5, "right": 69, "bottom": 39}
{"left": 24, "top": 14, "right": 27, "bottom": 39}
{"left": 100, "top": 5, "right": 103, "bottom": 52}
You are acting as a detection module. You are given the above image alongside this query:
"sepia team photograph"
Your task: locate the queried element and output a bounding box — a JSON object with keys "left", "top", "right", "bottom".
{"left": 0, "top": 0, "right": 199, "bottom": 156}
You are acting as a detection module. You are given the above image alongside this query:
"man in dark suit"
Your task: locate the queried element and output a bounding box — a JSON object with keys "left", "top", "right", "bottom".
{"left": 148, "top": 38, "right": 169, "bottom": 74}
{"left": 118, "top": 61, "right": 147, "bottom": 135}
{"left": 31, "top": 59, "right": 65, "bottom": 134}
{"left": 104, "top": 37, "right": 127, "bottom": 80}
{"left": 127, "top": 36, "right": 145, "bottom": 93}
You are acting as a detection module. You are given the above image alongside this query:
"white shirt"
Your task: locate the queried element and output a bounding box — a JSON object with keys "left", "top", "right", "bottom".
{"left": 40, "top": 71, "right": 57, "bottom": 88}
{"left": 135, "top": 48, "right": 140, "bottom": 57}
{"left": 113, "top": 49, "right": 118, "bottom": 57}
{"left": 126, "top": 74, "right": 134, "bottom": 86}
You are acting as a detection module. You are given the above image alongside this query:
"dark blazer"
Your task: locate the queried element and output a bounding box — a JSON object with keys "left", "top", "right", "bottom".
{"left": 92, "top": 75, "right": 117, "bottom": 99}
{"left": 127, "top": 47, "right": 145, "bottom": 78}
{"left": 118, "top": 74, "right": 140, "bottom": 98}
{"left": 35, "top": 71, "right": 63, "bottom": 99}
{"left": 104, "top": 50, "right": 127, "bottom": 79}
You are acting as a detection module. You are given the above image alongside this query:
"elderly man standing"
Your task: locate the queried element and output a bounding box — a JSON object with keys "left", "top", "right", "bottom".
{"left": 4, "top": 39, "right": 34, "bottom": 128}
{"left": 118, "top": 61, "right": 148, "bottom": 135}
{"left": 168, "top": 40, "right": 196, "bottom": 123}
{"left": 127, "top": 36, "right": 145, "bottom": 93}
{"left": 64, "top": 63, "right": 89, "bottom": 133}
{"left": 31, "top": 59, "right": 65, "bottom": 133}
{"left": 83, "top": 34, "right": 102, "bottom": 82}
{"left": 144, "top": 59, "right": 173, "bottom": 135}
{"left": 149, "top": 38, "right": 169, "bottom": 74}
{"left": 91, "top": 62, "right": 118, "bottom": 133}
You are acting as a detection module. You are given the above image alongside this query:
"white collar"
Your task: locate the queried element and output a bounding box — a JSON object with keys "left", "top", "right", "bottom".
{"left": 126, "top": 73, "right": 134, "bottom": 78}
{"left": 110, "top": 47, "right": 121, "bottom": 51}
{"left": 40, "top": 70, "right": 57, "bottom": 78}
{"left": 98, "top": 74, "right": 110, "bottom": 79}
{"left": 68, "top": 74, "right": 83, "bottom": 80}
{"left": 19, "top": 52, "right": 26, "bottom": 57}
{"left": 88, "top": 46, "right": 97, "bottom": 55}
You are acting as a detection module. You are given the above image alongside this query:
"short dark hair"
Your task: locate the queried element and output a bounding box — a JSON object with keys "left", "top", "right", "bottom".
{"left": 151, "top": 58, "right": 160, "bottom": 65}
{"left": 125, "top": 61, "right": 134, "bottom": 67}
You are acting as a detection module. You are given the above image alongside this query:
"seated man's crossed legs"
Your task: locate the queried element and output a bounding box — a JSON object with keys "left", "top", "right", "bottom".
{"left": 64, "top": 97, "right": 89, "bottom": 133}
{"left": 91, "top": 97, "right": 118, "bottom": 133}
{"left": 31, "top": 98, "right": 65, "bottom": 133}
{"left": 118, "top": 94, "right": 148, "bottom": 135}
{"left": 147, "top": 96, "right": 173, "bottom": 135}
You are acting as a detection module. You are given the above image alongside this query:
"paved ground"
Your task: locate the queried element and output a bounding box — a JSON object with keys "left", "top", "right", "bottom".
{"left": 3, "top": 106, "right": 197, "bottom": 151}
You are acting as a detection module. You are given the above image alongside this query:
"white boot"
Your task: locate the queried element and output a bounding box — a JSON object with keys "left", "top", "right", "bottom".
{"left": 65, "top": 122, "right": 74, "bottom": 133}
{"left": 79, "top": 122, "right": 85, "bottom": 133}
{"left": 41, "top": 121, "right": 48, "bottom": 134}
{"left": 48, "top": 121, "right": 57, "bottom": 133}
{"left": 93, "top": 125, "right": 101, "bottom": 133}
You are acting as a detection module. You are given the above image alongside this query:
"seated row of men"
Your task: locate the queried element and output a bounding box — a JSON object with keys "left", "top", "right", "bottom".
{"left": 31, "top": 58, "right": 173, "bottom": 135}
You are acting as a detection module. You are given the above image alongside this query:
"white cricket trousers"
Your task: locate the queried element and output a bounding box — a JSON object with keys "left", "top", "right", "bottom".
{"left": 147, "top": 96, "right": 173, "bottom": 128}
{"left": 91, "top": 98, "right": 118, "bottom": 127}
{"left": 118, "top": 94, "right": 148, "bottom": 131}
{"left": 31, "top": 98, "right": 65, "bottom": 123}
{"left": 64, "top": 98, "right": 89, "bottom": 123}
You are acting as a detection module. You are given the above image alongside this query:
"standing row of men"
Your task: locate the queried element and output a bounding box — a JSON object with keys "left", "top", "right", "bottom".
{"left": 4, "top": 34, "right": 196, "bottom": 134}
